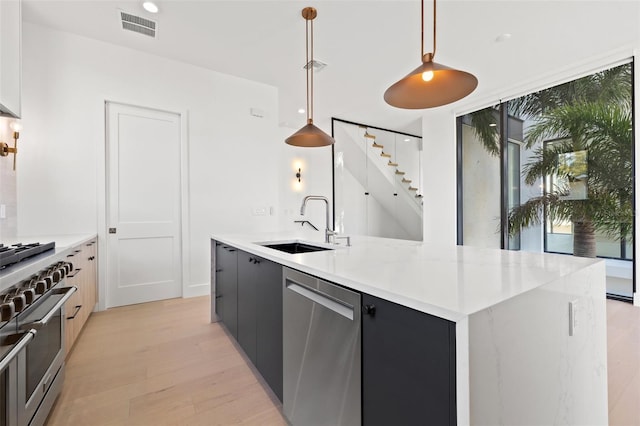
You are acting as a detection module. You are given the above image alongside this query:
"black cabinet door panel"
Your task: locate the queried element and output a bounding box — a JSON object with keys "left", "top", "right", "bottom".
{"left": 237, "top": 251, "right": 258, "bottom": 364}
{"left": 362, "top": 293, "right": 456, "bottom": 426}
{"left": 215, "top": 243, "right": 238, "bottom": 339}
{"left": 256, "top": 259, "right": 283, "bottom": 402}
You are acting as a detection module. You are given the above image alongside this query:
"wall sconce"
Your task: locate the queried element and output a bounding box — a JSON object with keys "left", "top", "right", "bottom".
{"left": 295, "top": 168, "right": 302, "bottom": 183}
{"left": 0, "top": 121, "right": 21, "bottom": 170}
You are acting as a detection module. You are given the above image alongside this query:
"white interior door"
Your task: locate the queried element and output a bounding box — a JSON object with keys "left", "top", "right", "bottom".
{"left": 106, "top": 102, "right": 182, "bottom": 308}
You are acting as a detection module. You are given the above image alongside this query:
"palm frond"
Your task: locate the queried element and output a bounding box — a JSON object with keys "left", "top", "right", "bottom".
{"left": 466, "top": 107, "right": 500, "bottom": 156}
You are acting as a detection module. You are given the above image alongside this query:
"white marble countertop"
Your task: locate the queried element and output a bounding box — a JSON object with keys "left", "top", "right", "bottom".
{"left": 0, "top": 234, "right": 97, "bottom": 291}
{"left": 212, "top": 231, "right": 602, "bottom": 322}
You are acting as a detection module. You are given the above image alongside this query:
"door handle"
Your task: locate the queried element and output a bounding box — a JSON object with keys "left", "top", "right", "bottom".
{"left": 286, "top": 281, "right": 355, "bottom": 320}
{"left": 20, "top": 286, "right": 78, "bottom": 330}
{"left": 0, "top": 330, "right": 36, "bottom": 372}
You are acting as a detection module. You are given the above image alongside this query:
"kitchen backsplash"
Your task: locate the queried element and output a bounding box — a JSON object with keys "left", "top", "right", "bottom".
{"left": 0, "top": 118, "right": 17, "bottom": 239}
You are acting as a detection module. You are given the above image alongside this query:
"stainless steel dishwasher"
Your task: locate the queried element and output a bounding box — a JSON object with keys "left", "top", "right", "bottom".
{"left": 283, "top": 267, "right": 361, "bottom": 426}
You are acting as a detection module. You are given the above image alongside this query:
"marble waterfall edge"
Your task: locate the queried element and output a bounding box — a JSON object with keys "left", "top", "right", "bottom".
{"left": 467, "top": 260, "right": 607, "bottom": 425}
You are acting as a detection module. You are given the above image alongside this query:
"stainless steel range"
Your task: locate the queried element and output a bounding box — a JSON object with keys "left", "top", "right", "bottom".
{"left": 0, "top": 243, "right": 56, "bottom": 270}
{"left": 0, "top": 255, "right": 77, "bottom": 426}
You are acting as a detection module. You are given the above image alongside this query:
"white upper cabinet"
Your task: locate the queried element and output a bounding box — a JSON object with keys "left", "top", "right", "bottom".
{"left": 0, "top": 0, "right": 21, "bottom": 118}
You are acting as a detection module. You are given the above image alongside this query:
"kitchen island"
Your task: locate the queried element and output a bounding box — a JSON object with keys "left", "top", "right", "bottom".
{"left": 211, "top": 232, "right": 607, "bottom": 425}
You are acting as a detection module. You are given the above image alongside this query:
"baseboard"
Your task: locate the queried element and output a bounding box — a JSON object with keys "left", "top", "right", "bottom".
{"left": 183, "top": 282, "right": 210, "bottom": 298}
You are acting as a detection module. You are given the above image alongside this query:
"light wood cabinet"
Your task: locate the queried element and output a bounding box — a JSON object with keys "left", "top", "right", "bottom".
{"left": 0, "top": 0, "right": 21, "bottom": 117}
{"left": 64, "top": 238, "right": 98, "bottom": 356}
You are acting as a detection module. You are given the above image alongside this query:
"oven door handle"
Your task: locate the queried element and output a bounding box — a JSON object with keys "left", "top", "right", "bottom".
{"left": 19, "top": 286, "right": 78, "bottom": 331}
{"left": 0, "top": 329, "right": 36, "bottom": 372}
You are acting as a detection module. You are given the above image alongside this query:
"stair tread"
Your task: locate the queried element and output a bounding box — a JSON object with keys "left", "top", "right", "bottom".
{"left": 372, "top": 142, "right": 384, "bottom": 148}
{"left": 388, "top": 161, "right": 398, "bottom": 166}
{"left": 408, "top": 186, "right": 418, "bottom": 191}
{"left": 402, "top": 178, "right": 412, "bottom": 183}
{"left": 395, "top": 170, "right": 405, "bottom": 175}
{"left": 380, "top": 152, "right": 391, "bottom": 158}
{"left": 364, "top": 132, "right": 376, "bottom": 139}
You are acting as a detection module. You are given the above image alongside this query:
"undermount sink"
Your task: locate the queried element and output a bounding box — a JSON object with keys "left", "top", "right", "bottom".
{"left": 260, "top": 241, "right": 334, "bottom": 254}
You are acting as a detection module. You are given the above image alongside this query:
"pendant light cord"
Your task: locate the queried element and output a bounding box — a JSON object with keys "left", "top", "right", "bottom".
{"left": 421, "top": 0, "right": 437, "bottom": 60}
{"left": 433, "top": 0, "right": 436, "bottom": 58}
{"left": 305, "top": 18, "right": 310, "bottom": 123}
{"left": 304, "top": 17, "right": 315, "bottom": 124}
{"left": 307, "top": 19, "right": 313, "bottom": 121}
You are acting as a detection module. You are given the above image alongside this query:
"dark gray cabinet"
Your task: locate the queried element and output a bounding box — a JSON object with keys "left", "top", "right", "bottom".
{"left": 237, "top": 251, "right": 258, "bottom": 365}
{"left": 361, "top": 293, "right": 457, "bottom": 426}
{"left": 213, "top": 240, "right": 456, "bottom": 418}
{"left": 254, "top": 256, "right": 283, "bottom": 401}
{"left": 214, "top": 243, "right": 283, "bottom": 402}
{"left": 215, "top": 242, "right": 238, "bottom": 339}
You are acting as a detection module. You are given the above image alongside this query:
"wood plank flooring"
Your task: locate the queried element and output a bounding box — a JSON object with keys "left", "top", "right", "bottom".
{"left": 46, "top": 296, "right": 639, "bottom": 425}
{"left": 45, "top": 296, "right": 287, "bottom": 426}
{"left": 607, "top": 299, "right": 640, "bottom": 425}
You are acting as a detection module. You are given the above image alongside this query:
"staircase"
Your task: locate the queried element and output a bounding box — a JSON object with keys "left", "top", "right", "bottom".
{"left": 334, "top": 123, "right": 423, "bottom": 240}
{"left": 353, "top": 125, "right": 423, "bottom": 210}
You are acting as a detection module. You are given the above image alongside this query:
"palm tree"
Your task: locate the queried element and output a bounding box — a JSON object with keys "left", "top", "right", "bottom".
{"left": 466, "top": 64, "right": 632, "bottom": 258}
{"left": 508, "top": 101, "right": 632, "bottom": 257}
{"left": 468, "top": 65, "right": 631, "bottom": 155}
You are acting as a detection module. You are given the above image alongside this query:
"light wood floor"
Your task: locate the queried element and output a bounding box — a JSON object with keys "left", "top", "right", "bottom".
{"left": 45, "top": 296, "right": 287, "bottom": 426}
{"left": 46, "top": 297, "right": 639, "bottom": 425}
{"left": 607, "top": 299, "right": 640, "bottom": 425}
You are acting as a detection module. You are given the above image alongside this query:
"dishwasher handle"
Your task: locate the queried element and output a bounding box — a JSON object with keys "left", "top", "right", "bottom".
{"left": 286, "top": 280, "right": 355, "bottom": 321}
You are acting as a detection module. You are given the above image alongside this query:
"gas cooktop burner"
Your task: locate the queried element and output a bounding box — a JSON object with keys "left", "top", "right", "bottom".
{"left": 0, "top": 242, "right": 56, "bottom": 269}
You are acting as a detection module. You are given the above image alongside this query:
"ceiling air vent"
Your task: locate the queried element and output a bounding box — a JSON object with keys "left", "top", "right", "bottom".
{"left": 120, "top": 11, "right": 157, "bottom": 38}
{"left": 303, "top": 59, "right": 327, "bottom": 72}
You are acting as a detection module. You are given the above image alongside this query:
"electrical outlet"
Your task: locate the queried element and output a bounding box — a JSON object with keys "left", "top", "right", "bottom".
{"left": 252, "top": 207, "right": 267, "bottom": 216}
{"left": 569, "top": 299, "right": 579, "bottom": 336}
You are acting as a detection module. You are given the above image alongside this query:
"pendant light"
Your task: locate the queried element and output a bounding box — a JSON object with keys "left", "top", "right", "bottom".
{"left": 384, "top": 0, "right": 478, "bottom": 109}
{"left": 285, "top": 7, "right": 335, "bottom": 147}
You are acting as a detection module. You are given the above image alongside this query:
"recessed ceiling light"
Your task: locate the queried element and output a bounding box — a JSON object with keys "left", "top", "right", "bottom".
{"left": 404, "top": 138, "right": 410, "bottom": 142}
{"left": 495, "top": 33, "right": 512, "bottom": 43}
{"left": 143, "top": 1, "right": 159, "bottom": 13}
{"left": 298, "top": 108, "right": 305, "bottom": 114}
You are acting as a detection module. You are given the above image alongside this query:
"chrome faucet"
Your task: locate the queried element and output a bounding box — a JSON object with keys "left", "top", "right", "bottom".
{"left": 300, "top": 195, "right": 336, "bottom": 243}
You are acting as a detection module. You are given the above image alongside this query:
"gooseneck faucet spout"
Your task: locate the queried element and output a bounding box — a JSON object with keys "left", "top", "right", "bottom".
{"left": 300, "top": 195, "right": 334, "bottom": 243}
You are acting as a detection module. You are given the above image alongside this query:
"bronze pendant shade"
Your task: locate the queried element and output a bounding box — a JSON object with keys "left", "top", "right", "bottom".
{"left": 285, "top": 7, "right": 335, "bottom": 147}
{"left": 384, "top": 0, "right": 478, "bottom": 109}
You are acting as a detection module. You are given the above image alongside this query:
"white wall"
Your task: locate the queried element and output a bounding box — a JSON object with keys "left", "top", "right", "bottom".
{"left": 20, "top": 23, "right": 282, "bottom": 304}
{"left": 278, "top": 126, "right": 333, "bottom": 236}
{"left": 422, "top": 108, "right": 457, "bottom": 246}
{"left": 0, "top": 117, "right": 17, "bottom": 239}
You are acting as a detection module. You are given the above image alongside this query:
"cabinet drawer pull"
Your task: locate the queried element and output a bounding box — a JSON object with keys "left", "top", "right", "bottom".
{"left": 362, "top": 304, "right": 376, "bottom": 316}
{"left": 67, "top": 305, "right": 82, "bottom": 320}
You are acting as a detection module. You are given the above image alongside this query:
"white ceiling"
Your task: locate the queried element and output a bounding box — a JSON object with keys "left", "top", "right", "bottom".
{"left": 22, "top": 0, "right": 640, "bottom": 136}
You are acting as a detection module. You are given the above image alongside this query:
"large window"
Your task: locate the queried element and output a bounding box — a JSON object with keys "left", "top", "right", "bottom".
{"left": 457, "top": 62, "right": 634, "bottom": 299}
